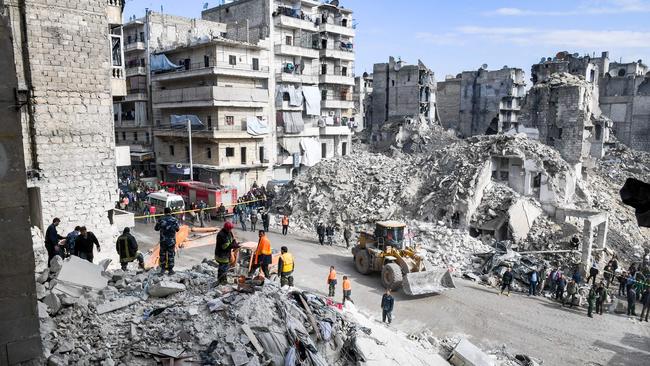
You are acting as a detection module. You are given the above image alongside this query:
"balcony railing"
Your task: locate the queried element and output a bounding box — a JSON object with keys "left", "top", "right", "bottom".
{"left": 153, "top": 60, "right": 269, "bottom": 80}
{"left": 111, "top": 67, "right": 125, "bottom": 80}
{"left": 153, "top": 86, "right": 268, "bottom": 107}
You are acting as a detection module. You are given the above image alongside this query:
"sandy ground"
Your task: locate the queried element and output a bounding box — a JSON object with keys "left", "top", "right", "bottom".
{"left": 130, "top": 220, "right": 650, "bottom": 366}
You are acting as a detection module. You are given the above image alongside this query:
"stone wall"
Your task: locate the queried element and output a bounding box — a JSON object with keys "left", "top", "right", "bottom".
{"left": 8, "top": 0, "right": 119, "bottom": 247}
{"left": 436, "top": 77, "right": 461, "bottom": 130}
{"left": 202, "top": 0, "right": 270, "bottom": 43}
{"left": 0, "top": 1, "right": 42, "bottom": 363}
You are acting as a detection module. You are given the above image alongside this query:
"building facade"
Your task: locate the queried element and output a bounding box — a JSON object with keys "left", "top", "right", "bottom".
{"left": 353, "top": 72, "right": 372, "bottom": 131}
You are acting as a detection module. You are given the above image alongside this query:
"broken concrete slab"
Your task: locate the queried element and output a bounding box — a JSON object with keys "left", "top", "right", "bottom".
{"left": 56, "top": 256, "right": 108, "bottom": 291}
{"left": 96, "top": 296, "right": 140, "bottom": 315}
{"left": 36, "top": 268, "right": 50, "bottom": 284}
{"left": 98, "top": 258, "right": 112, "bottom": 271}
{"left": 43, "top": 292, "right": 62, "bottom": 315}
{"left": 52, "top": 282, "right": 85, "bottom": 298}
{"left": 449, "top": 338, "right": 495, "bottom": 366}
{"left": 241, "top": 325, "right": 264, "bottom": 355}
{"left": 60, "top": 295, "right": 77, "bottom": 306}
{"left": 50, "top": 255, "right": 63, "bottom": 273}
{"left": 230, "top": 350, "right": 249, "bottom": 366}
{"left": 38, "top": 301, "right": 50, "bottom": 319}
{"left": 111, "top": 269, "right": 125, "bottom": 281}
{"left": 148, "top": 281, "right": 186, "bottom": 297}
{"left": 36, "top": 282, "right": 47, "bottom": 299}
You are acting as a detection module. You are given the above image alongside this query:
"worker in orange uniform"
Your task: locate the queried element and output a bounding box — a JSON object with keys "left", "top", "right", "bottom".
{"left": 278, "top": 246, "right": 294, "bottom": 287}
{"left": 327, "top": 266, "right": 337, "bottom": 297}
{"left": 281, "top": 215, "right": 290, "bottom": 235}
{"left": 342, "top": 276, "right": 353, "bottom": 304}
{"left": 249, "top": 230, "right": 272, "bottom": 278}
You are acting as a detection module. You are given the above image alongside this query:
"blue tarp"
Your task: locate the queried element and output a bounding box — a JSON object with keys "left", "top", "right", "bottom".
{"left": 170, "top": 115, "right": 204, "bottom": 129}
{"left": 150, "top": 54, "right": 181, "bottom": 72}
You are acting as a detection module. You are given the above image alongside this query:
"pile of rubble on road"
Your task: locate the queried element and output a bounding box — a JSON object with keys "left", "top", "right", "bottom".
{"left": 40, "top": 256, "right": 510, "bottom": 366}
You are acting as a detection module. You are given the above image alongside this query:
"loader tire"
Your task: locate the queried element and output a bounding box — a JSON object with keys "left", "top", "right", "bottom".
{"left": 381, "top": 263, "right": 403, "bottom": 290}
{"left": 355, "top": 250, "right": 372, "bottom": 275}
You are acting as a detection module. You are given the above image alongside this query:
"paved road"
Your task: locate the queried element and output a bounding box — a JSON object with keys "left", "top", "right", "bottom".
{"left": 132, "top": 221, "right": 650, "bottom": 365}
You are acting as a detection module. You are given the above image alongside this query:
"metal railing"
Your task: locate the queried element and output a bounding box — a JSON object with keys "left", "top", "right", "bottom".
{"left": 108, "top": 0, "right": 124, "bottom": 7}
{"left": 164, "top": 60, "right": 269, "bottom": 75}
{"left": 111, "top": 67, "right": 124, "bottom": 79}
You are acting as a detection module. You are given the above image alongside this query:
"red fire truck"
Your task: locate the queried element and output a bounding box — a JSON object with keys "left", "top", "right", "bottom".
{"left": 161, "top": 181, "right": 237, "bottom": 215}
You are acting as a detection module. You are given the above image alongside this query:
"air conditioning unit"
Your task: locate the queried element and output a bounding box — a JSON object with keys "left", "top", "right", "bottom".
{"left": 328, "top": 111, "right": 335, "bottom": 116}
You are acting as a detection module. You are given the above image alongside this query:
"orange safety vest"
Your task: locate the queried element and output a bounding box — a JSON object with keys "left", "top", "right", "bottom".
{"left": 282, "top": 216, "right": 289, "bottom": 225}
{"left": 328, "top": 269, "right": 337, "bottom": 281}
{"left": 256, "top": 235, "right": 272, "bottom": 256}
{"left": 343, "top": 279, "right": 351, "bottom": 291}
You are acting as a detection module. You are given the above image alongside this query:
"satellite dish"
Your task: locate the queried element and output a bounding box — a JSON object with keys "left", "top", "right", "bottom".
{"left": 394, "top": 62, "right": 402, "bottom": 71}
{"left": 481, "top": 64, "right": 488, "bottom": 70}
{"left": 175, "top": 163, "right": 183, "bottom": 169}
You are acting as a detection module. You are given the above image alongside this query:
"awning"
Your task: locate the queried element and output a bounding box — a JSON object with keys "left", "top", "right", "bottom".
{"left": 130, "top": 151, "right": 155, "bottom": 162}
{"left": 150, "top": 54, "right": 181, "bottom": 72}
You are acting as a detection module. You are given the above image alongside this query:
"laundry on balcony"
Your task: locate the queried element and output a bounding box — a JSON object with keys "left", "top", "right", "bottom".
{"left": 246, "top": 116, "right": 269, "bottom": 136}
{"left": 302, "top": 86, "right": 321, "bottom": 116}
{"left": 276, "top": 85, "right": 304, "bottom": 107}
{"left": 283, "top": 111, "right": 305, "bottom": 134}
{"left": 150, "top": 54, "right": 181, "bottom": 73}
{"left": 300, "top": 138, "right": 321, "bottom": 167}
{"left": 170, "top": 115, "right": 204, "bottom": 129}
{"left": 339, "top": 42, "right": 353, "bottom": 51}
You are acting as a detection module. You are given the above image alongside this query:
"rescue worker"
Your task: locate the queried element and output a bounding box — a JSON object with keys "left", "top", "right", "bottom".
{"left": 342, "top": 276, "right": 353, "bottom": 304}
{"left": 499, "top": 267, "right": 513, "bottom": 296}
{"left": 343, "top": 227, "right": 352, "bottom": 249}
{"left": 64, "top": 226, "right": 81, "bottom": 259}
{"left": 249, "top": 230, "right": 272, "bottom": 278}
{"left": 563, "top": 279, "right": 578, "bottom": 308}
{"left": 327, "top": 266, "right": 337, "bottom": 297}
{"left": 75, "top": 226, "right": 101, "bottom": 263}
{"left": 316, "top": 222, "right": 325, "bottom": 246}
{"left": 115, "top": 227, "right": 144, "bottom": 271}
{"left": 281, "top": 214, "right": 289, "bottom": 235}
{"left": 278, "top": 246, "right": 294, "bottom": 287}
{"left": 381, "top": 288, "right": 394, "bottom": 324}
{"left": 44, "top": 218, "right": 64, "bottom": 263}
{"left": 215, "top": 221, "right": 239, "bottom": 285}
{"left": 587, "top": 285, "right": 597, "bottom": 318}
{"left": 154, "top": 207, "right": 180, "bottom": 275}
{"left": 261, "top": 211, "right": 270, "bottom": 232}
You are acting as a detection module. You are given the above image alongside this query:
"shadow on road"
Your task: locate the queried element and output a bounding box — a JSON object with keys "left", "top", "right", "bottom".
{"left": 592, "top": 335, "right": 650, "bottom": 366}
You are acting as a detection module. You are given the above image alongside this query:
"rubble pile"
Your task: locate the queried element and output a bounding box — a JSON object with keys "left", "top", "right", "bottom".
{"left": 37, "top": 258, "right": 445, "bottom": 366}
{"left": 374, "top": 116, "right": 460, "bottom": 155}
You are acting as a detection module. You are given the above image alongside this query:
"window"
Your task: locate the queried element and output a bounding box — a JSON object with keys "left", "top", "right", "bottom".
{"left": 282, "top": 92, "right": 290, "bottom": 101}
{"left": 139, "top": 32, "right": 145, "bottom": 42}
{"left": 259, "top": 146, "right": 265, "bottom": 162}
{"left": 321, "top": 89, "right": 327, "bottom": 100}
{"left": 229, "top": 55, "right": 236, "bottom": 65}
{"left": 133, "top": 132, "right": 138, "bottom": 141}
{"left": 145, "top": 132, "right": 150, "bottom": 143}
{"left": 321, "top": 64, "right": 327, "bottom": 75}
{"left": 183, "top": 58, "right": 190, "bottom": 70}
{"left": 321, "top": 143, "right": 327, "bottom": 158}
{"left": 127, "top": 35, "right": 132, "bottom": 44}
{"left": 207, "top": 147, "right": 212, "bottom": 159}
{"left": 321, "top": 39, "right": 327, "bottom": 49}
{"left": 226, "top": 147, "right": 235, "bottom": 157}
{"left": 115, "top": 132, "right": 119, "bottom": 141}
{"left": 204, "top": 55, "right": 210, "bottom": 68}
{"left": 252, "top": 58, "right": 259, "bottom": 71}
{"left": 342, "top": 18, "right": 348, "bottom": 27}
{"left": 207, "top": 116, "right": 212, "bottom": 128}
{"left": 391, "top": 80, "right": 395, "bottom": 86}
{"left": 285, "top": 35, "right": 293, "bottom": 45}
{"left": 140, "top": 58, "right": 145, "bottom": 67}
{"left": 342, "top": 66, "right": 347, "bottom": 76}
{"left": 342, "top": 142, "right": 347, "bottom": 156}
{"left": 240, "top": 147, "right": 247, "bottom": 164}
{"left": 169, "top": 145, "right": 175, "bottom": 156}
{"left": 225, "top": 116, "right": 234, "bottom": 125}
{"left": 122, "top": 131, "right": 126, "bottom": 140}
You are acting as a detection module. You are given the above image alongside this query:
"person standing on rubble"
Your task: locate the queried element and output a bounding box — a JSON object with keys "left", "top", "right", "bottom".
{"left": 555, "top": 274, "right": 567, "bottom": 301}
{"left": 381, "top": 289, "right": 395, "bottom": 324}
{"left": 528, "top": 269, "right": 539, "bottom": 296}
{"left": 499, "top": 267, "right": 514, "bottom": 296}
{"left": 249, "top": 230, "right": 272, "bottom": 278}
{"left": 342, "top": 276, "right": 353, "bottom": 304}
{"left": 596, "top": 282, "right": 608, "bottom": 315}
{"left": 587, "top": 285, "right": 597, "bottom": 318}
{"left": 75, "top": 227, "right": 101, "bottom": 263}
{"left": 215, "top": 221, "right": 239, "bottom": 285}
{"left": 603, "top": 263, "right": 613, "bottom": 288}
{"left": 618, "top": 270, "right": 628, "bottom": 297}
{"left": 572, "top": 269, "right": 582, "bottom": 285}
{"left": 281, "top": 214, "right": 290, "bottom": 236}
{"left": 343, "top": 226, "right": 353, "bottom": 249}
{"left": 563, "top": 279, "right": 578, "bottom": 308}
{"left": 325, "top": 224, "right": 335, "bottom": 246}
{"left": 639, "top": 287, "right": 650, "bottom": 322}
{"left": 115, "top": 227, "right": 144, "bottom": 271}
{"left": 586, "top": 260, "right": 599, "bottom": 286}
{"left": 278, "top": 246, "right": 294, "bottom": 287}
{"left": 64, "top": 226, "right": 81, "bottom": 259}
{"left": 327, "top": 266, "right": 337, "bottom": 297}
{"left": 317, "top": 222, "right": 325, "bottom": 246}
{"left": 155, "top": 207, "right": 180, "bottom": 275}
{"left": 239, "top": 207, "right": 248, "bottom": 231}
{"left": 45, "top": 218, "right": 64, "bottom": 263}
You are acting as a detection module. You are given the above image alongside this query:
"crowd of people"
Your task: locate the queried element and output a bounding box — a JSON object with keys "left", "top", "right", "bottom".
{"left": 315, "top": 222, "right": 354, "bottom": 248}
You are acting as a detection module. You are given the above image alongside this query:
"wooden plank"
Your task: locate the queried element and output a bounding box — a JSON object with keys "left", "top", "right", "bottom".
{"left": 241, "top": 324, "right": 265, "bottom": 355}
{"left": 298, "top": 293, "right": 322, "bottom": 341}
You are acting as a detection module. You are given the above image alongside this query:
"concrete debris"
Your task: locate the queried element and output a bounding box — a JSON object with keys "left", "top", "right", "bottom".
{"left": 55, "top": 256, "right": 108, "bottom": 291}
{"left": 96, "top": 296, "right": 140, "bottom": 315}
{"left": 49, "top": 256, "right": 63, "bottom": 273}
{"left": 36, "top": 268, "right": 50, "bottom": 284}
{"left": 36, "top": 282, "right": 47, "bottom": 299}
{"left": 43, "top": 293, "right": 62, "bottom": 315}
{"left": 38, "top": 301, "right": 49, "bottom": 319}
{"left": 449, "top": 338, "right": 495, "bottom": 366}
{"left": 147, "top": 281, "right": 187, "bottom": 297}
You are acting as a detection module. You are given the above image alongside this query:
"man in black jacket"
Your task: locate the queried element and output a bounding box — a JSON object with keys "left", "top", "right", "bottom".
{"left": 640, "top": 287, "right": 650, "bottom": 322}
{"left": 316, "top": 222, "right": 325, "bottom": 246}
{"left": 75, "top": 226, "right": 101, "bottom": 263}
{"left": 500, "top": 267, "right": 514, "bottom": 296}
{"left": 381, "top": 289, "right": 395, "bottom": 324}
{"left": 215, "top": 221, "right": 239, "bottom": 285}
{"left": 44, "top": 218, "right": 64, "bottom": 263}
{"left": 261, "top": 211, "right": 270, "bottom": 232}
{"left": 115, "top": 227, "right": 144, "bottom": 270}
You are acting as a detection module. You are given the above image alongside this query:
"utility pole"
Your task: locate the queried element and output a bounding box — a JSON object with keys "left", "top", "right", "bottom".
{"left": 188, "top": 119, "right": 194, "bottom": 181}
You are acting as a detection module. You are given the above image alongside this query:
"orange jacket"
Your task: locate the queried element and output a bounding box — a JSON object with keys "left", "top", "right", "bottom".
{"left": 256, "top": 235, "right": 272, "bottom": 256}
{"left": 282, "top": 216, "right": 289, "bottom": 225}
{"left": 343, "top": 278, "right": 351, "bottom": 291}
{"left": 327, "top": 269, "right": 337, "bottom": 282}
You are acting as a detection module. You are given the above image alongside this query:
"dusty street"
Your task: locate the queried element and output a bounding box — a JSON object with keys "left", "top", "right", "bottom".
{"left": 131, "top": 221, "right": 650, "bottom": 366}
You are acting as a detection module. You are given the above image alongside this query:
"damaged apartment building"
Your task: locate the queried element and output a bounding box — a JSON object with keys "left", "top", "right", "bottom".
{"left": 370, "top": 57, "right": 436, "bottom": 142}
{"left": 437, "top": 66, "right": 526, "bottom": 137}
{"left": 1, "top": 0, "right": 128, "bottom": 363}
{"left": 202, "top": 0, "right": 355, "bottom": 180}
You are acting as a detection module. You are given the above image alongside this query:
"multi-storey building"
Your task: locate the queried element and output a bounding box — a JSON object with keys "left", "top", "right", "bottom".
{"left": 115, "top": 12, "right": 226, "bottom": 175}
{"left": 202, "top": 0, "right": 355, "bottom": 180}
{"left": 151, "top": 37, "right": 272, "bottom": 193}
{"left": 353, "top": 72, "right": 373, "bottom": 131}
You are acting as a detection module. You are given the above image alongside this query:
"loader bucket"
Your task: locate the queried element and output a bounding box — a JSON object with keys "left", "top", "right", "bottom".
{"left": 402, "top": 269, "right": 456, "bottom": 296}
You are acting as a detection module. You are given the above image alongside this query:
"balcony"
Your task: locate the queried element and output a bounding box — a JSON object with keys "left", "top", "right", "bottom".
{"left": 106, "top": 0, "right": 124, "bottom": 26}
{"left": 277, "top": 126, "right": 320, "bottom": 138}
{"left": 274, "top": 15, "right": 318, "bottom": 32}
{"left": 126, "top": 66, "right": 146, "bottom": 77}
{"left": 320, "top": 125, "right": 353, "bottom": 136}
{"left": 153, "top": 61, "right": 269, "bottom": 82}
{"left": 124, "top": 89, "right": 147, "bottom": 102}
{"left": 319, "top": 74, "right": 355, "bottom": 86}
{"left": 154, "top": 124, "right": 264, "bottom": 140}
{"left": 320, "top": 48, "right": 355, "bottom": 61}
{"left": 111, "top": 67, "right": 127, "bottom": 97}
{"left": 319, "top": 22, "right": 355, "bottom": 37}
{"left": 276, "top": 72, "right": 319, "bottom": 85}
{"left": 153, "top": 86, "right": 269, "bottom": 108}
{"left": 274, "top": 44, "right": 319, "bottom": 59}
{"left": 125, "top": 41, "right": 145, "bottom": 53}
{"left": 321, "top": 99, "right": 354, "bottom": 110}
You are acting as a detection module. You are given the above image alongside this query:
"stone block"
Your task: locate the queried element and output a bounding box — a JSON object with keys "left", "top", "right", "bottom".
{"left": 449, "top": 338, "right": 494, "bottom": 366}
{"left": 55, "top": 256, "right": 107, "bottom": 291}
{"left": 148, "top": 281, "right": 186, "bottom": 298}
{"left": 96, "top": 296, "right": 140, "bottom": 315}
{"left": 43, "top": 293, "right": 62, "bottom": 315}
